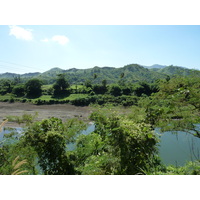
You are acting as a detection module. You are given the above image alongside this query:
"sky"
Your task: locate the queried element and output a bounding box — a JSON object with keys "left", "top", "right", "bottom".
{"left": 1, "top": 25, "right": 200, "bottom": 74}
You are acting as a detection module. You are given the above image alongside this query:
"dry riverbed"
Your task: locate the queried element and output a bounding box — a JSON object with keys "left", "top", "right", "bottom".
{"left": 0, "top": 102, "right": 93, "bottom": 127}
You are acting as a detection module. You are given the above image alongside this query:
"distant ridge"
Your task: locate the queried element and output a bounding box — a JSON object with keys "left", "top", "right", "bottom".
{"left": 0, "top": 72, "right": 18, "bottom": 78}
{"left": 143, "top": 64, "right": 167, "bottom": 69}
{"left": 151, "top": 65, "right": 198, "bottom": 76}
{"left": 0, "top": 63, "right": 200, "bottom": 84}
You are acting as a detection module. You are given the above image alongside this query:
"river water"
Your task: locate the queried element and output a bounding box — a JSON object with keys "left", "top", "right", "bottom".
{"left": 157, "top": 130, "right": 200, "bottom": 166}
{"left": 1, "top": 125, "right": 200, "bottom": 166}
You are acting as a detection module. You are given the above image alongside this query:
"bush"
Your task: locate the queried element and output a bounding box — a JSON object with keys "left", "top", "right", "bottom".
{"left": 21, "top": 99, "right": 27, "bottom": 103}
{"left": 109, "top": 85, "right": 122, "bottom": 96}
{"left": 92, "top": 84, "right": 107, "bottom": 94}
{"left": 76, "top": 110, "right": 159, "bottom": 175}
{"left": 3, "top": 99, "right": 9, "bottom": 102}
{"left": 35, "top": 99, "right": 43, "bottom": 105}
{"left": 12, "top": 84, "right": 25, "bottom": 97}
{"left": 25, "top": 79, "right": 42, "bottom": 98}
{"left": 9, "top": 98, "right": 15, "bottom": 103}
{"left": 70, "top": 97, "right": 90, "bottom": 106}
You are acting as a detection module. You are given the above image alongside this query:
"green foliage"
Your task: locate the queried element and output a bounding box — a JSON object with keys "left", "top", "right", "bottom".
{"left": 110, "top": 84, "right": 122, "bottom": 96}
{"left": 21, "top": 117, "right": 85, "bottom": 174}
{"left": 12, "top": 84, "right": 25, "bottom": 97}
{"left": 149, "top": 161, "right": 200, "bottom": 175}
{"left": 140, "top": 77, "right": 200, "bottom": 137}
{"left": 0, "top": 79, "right": 13, "bottom": 95}
{"left": 121, "top": 85, "right": 132, "bottom": 95}
{"left": 0, "top": 63, "right": 169, "bottom": 85}
{"left": 42, "top": 85, "right": 54, "bottom": 95}
{"left": 92, "top": 84, "right": 107, "bottom": 94}
{"left": 6, "top": 112, "right": 38, "bottom": 126}
{"left": 25, "top": 78, "right": 43, "bottom": 98}
{"left": 53, "top": 74, "right": 70, "bottom": 97}
{"left": 0, "top": 129, "right": 37, "bottom": 175}
{"left": 153, "top": 65, "right": 200, "bottom": 77}
{"left": 133, "top": 82, "right": 158, "bottom": 97}
{"left": 75, "top": 110, "right": 159, "bottom": 175}
{"left": 84, "top": 79, "right": 92, "bottom": 88}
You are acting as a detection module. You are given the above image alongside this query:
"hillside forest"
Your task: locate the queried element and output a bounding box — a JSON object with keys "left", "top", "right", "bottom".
{"left": 1, "top": 63, "right": 200, "bottom": 175}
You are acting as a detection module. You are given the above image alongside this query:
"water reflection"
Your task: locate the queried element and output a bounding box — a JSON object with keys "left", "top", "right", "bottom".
{"left": 0, "top": 127, "right": 23, "bottom": 141}
{"left": 157, "top": 130, "right": 200, "bottom": 166}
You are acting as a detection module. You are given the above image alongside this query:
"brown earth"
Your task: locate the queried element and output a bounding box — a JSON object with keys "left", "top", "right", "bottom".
{"left": 0, "top": 102, "right": 93, "bottom": 127}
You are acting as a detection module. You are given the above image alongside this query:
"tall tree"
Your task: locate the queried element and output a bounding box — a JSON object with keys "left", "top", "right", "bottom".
{"left": 0, "top": 79, "right": 13, "bottom": 95}
{"left": 75, "top": 110, "right": 159, "bottom": 175}
{"left": 22, "top": 117, "right": 85, "bottom": 174}
{"left": 53, "top": 74, "right": 70, "bottom": 96}
{"left": 12, "top": 84, "right": 25, "bottom": 97}
{"left": 93, "top": 73, "right": 97, "bottom": 80}
{"left": 25, "top": 78, "right": 42, "bottom": 98}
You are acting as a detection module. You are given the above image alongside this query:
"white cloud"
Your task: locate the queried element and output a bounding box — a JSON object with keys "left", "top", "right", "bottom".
{"left": 9, "top": 25, "right": 33, "bottom": 41}
{"left": 41, "top": 38, "right": 49, "bottom": 42}
{"left": 52, "top": 35, "right": 69, "bottom": 45}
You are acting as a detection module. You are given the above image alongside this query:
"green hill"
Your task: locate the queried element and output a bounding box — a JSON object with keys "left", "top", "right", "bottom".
{"left": 1, "top": 64, "right": 200, "bottom": 84}
{"left": 150, "top": 65, "right": 200, "bottom": 77}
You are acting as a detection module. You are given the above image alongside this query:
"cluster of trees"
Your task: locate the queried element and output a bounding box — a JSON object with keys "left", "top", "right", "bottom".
{"left": 2, "top": 72, "right": 200, "bottom": 115}
{"left": 0, "top": 74, "right": 70, "bottom": 99}
{"left": 0, "top": 72, "right": 161, "bottom": 107}
{"left": 0, "top": 78, "right": 42, "bottom": 98}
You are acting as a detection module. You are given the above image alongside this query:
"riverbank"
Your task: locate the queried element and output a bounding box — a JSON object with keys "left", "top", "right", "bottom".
{"left": 0, "top": 102, "right": 92, "bottom": 127}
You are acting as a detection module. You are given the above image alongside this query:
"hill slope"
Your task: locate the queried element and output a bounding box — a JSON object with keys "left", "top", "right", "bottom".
{"left": 0, "top": 64, "right": 200, "bottom": 84}
{"left": 149, "top": 65, "right": 200, "bottom": 76}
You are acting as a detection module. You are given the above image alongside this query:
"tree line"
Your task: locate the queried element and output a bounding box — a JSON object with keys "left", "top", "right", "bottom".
{"left": 0, "top": 72, "right": 160, "bottom": 106}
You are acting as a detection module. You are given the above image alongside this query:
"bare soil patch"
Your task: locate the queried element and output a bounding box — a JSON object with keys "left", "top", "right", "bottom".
{"left": 0, "top": 102, "right": 92, "bottom": 127}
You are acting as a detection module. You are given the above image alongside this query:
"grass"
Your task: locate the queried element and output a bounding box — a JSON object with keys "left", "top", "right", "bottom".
{"left": 42, "top": 84, "right": 53, "bottom": 90}
{"left": 11, "top": 156, "right": 28, "bottom": 175}
{"left": 0, "top": 94, "right": 13, "bottom": 100}
{"left": 70, "top": 85, "right": 84, "bottom": 89}
{"left": 33, "top": 94, "right": 88, "bottom": 101}
{"left": 34, "top": 95, "right": 52, "bottom": 101}
{"left": 6, "top": 112, "right": 38, "bottom": 125}
{"left": 0, "top": 85, "right": 89, "bottom": 105}
{"left": 0, "top": 93, "right": 89, "bottom": 105}
{"left": 0, "top": 119, "right": 8, "bottom": 132}
{"left": 42, "top": 84, "right": 84, "bottom": 90}
{"left": 64, "top": 94, "right": 88, "bottom": 100}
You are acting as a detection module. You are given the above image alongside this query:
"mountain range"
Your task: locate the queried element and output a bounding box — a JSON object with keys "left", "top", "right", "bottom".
{"left": 0, "top": 64, "right": 199, "bottom": 84}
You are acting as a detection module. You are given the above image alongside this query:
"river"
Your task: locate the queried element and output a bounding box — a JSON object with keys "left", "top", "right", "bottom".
{"left": 157, "top": 130, "right": 200, "bottom": 166}
{"left": 1, "top": 125, "right": 200, "bottom": 166}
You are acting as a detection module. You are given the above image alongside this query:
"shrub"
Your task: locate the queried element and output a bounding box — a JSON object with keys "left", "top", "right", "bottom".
{"left": 25, "top": 79, "right": 42, "bottom": 98}
{"left": 9, "top": 98, "right": 15, "bottom": 103}
{"left": 71, "top": 97, "right": 90, "bottom": 106}
{"left": 12, "top": 84, "right": 25, "bottom": 97}
{"left": 110, "top": 85, "right": 122, "bottom": 96}
{"left": 76, "top": 111, "right": 159, "bottom": 175}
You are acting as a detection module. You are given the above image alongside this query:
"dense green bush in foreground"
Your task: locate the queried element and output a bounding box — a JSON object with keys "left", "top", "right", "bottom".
{"left": 0, "top": 110, "right": 160, "bottom": 175}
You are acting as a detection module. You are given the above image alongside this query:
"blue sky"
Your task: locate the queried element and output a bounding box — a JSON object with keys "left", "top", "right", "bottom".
{"left": 1, "top": 25, "right": 200, "bottom": 74}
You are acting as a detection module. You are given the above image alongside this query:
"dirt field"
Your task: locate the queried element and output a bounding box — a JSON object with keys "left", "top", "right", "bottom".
{"left": 0, "top": 102, "right": 93, "bottom": 127}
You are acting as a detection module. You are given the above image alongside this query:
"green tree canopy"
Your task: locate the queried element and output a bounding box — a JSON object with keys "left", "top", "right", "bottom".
{"left": 53, "top": 74, "right": 70, "bottom": 96}
{"left": 12, "top": 84, "right": 25, "bottom": 97}
{"left": 0, "top": 79, "right": 13, "bottom": 95}
{"left": 110, "top": 84, "right": 122, "bottom": 96}
{"left": 25, "top": 78, "right": 42, "bottom": 98}
{"left": 74, "top": 110, "right": 159, "bottom": 175}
